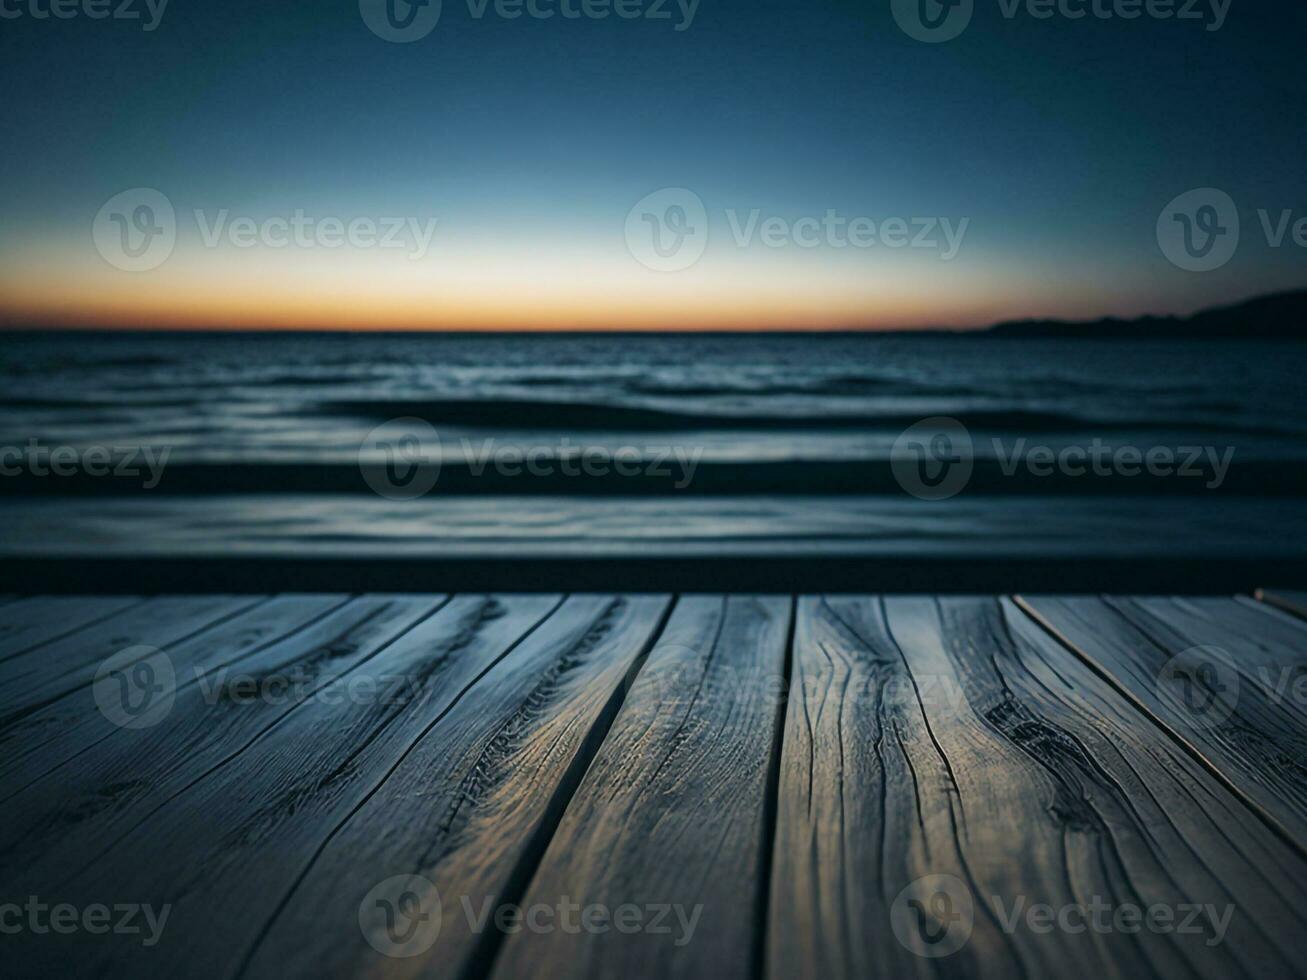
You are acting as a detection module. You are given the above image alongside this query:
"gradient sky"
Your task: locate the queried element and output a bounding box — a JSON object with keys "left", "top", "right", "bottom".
{"left": 1, "top": 0, "right": 1304, "bottom": 329}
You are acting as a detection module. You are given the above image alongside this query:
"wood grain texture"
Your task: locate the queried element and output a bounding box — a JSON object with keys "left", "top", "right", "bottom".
{"left": 1018, "top": 595, "right": 1307, "bottom": 848}
{"left": 768, "top": 596, "right": 1307, "bottom": 980}
{"left": 237, "top": 594, "right": 673, "bottom": 980}
{"left": 491, "top": 595, "right": 792, "bottom": 980}
{"left": 10, "top": 594, "right": 559, "bottom": 980}
{"left": 5, "top": 592, "right": 1306, "bottom": 980}
{"left": 0, "top": 595, "right": 257, "bottom": 724}
{"left": 1257, "top": 588, "right": 1307, "bottom": 621}
{"left": 0, "top": 594, "right": 432, "bottom": 886}
{"left": 0, "top": 595, "right": 143, "bottom": 662}
{"left": 0, "top": 594, "right": 349, "bottom": 798}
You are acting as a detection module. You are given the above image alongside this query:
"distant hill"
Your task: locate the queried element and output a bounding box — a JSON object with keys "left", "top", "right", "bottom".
{"left": 988, "top": 290, "right": 1307, "bottom": 339}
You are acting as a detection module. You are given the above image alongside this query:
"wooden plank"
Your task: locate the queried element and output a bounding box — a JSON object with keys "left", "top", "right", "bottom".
{"left": 0, "top": 594, "right": 429, "bottom": 881}
{"left": 491, "top": 595, "right": 791, "bottom": 980}
{"left": 0, "top": 594, "right": 350, "bottom": 796}
{"left": 11, "top": 594, "right": 567, "bottom": 979}
{"left": 768, "top": 596, "right": 1307, "bottom": 979}
{"left": 0, "top": 595, "right": 258, "bottom": 724}
{"left": 237, "top": 594, "right": 673, "bottom": 980}
{"left": 0, "top": 595, "right": 143, "bottom": 663}
{"left": 1257, "top": 588, "right": 1307, "bottom": 621}
{"left": 1018, "top": 595, "right": 1307, "bottom": 848}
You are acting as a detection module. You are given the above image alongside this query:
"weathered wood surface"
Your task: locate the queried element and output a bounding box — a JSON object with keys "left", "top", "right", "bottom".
{"left": 0, "top": 594, "right": 438, "bottom": 885}
{"left": 0, "top": 595, "right": 256, "bottom": 723}
{"left": 13, "top": 594, "right": 560, "bottom": 978}
{"left": 0, "top": 594, "right": 349, "bottom": 796}
{"left": 1018, "top": 595, "right": 1307, "bottom": 848}
{"left": 2, "top": 592, "right": 1306, "bottom": 980}
{"left": 768, "top": 596, "right": 1307, "bottom": 979}
{"left": 0, "top": 595, "right": 142, "bottom": 662}
{"left": 491, "top": 595, "right": 791, "bottom": 980}
{"left": 239, "top": 594, "right": 672, "bottom": 980}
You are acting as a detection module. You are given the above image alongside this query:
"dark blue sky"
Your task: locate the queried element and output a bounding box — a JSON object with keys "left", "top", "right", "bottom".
{"left": 2, "top": 0, "right": 1304, "bottom": 328}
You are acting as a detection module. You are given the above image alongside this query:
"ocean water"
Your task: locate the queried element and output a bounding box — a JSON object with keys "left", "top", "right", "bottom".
{"left": 1, "top": 332, "right": 1305, "bottom": 559}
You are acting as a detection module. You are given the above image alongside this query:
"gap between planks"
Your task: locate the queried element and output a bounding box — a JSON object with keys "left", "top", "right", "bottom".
{"left": 1013, "top": 593, "right": 1307, "bottom": 861}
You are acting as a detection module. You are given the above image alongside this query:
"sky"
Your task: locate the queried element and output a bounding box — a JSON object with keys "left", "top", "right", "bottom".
{"left": 0, "top": 0, "right": 1304, "bottom": 330}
